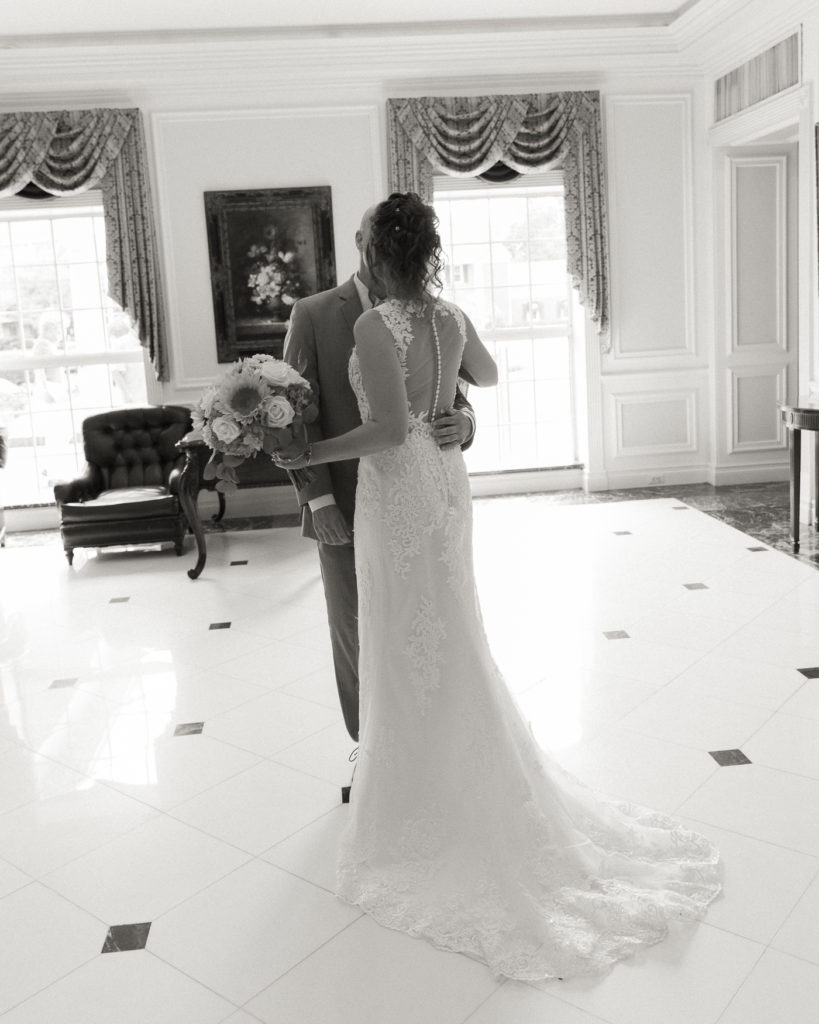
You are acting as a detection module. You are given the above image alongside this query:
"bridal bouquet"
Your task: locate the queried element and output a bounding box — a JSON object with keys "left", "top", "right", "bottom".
{"left": 192, "top": 354, "right": 317, "bottom": 492}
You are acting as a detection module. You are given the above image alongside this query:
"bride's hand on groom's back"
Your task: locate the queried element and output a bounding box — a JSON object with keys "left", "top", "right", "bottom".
{"left": 313, "top": 504, "right": 353, "bottom": 545}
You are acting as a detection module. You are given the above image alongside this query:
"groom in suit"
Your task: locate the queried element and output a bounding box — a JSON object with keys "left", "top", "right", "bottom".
{"left": 283, "top": 203, "right": 476, "bottom": 747}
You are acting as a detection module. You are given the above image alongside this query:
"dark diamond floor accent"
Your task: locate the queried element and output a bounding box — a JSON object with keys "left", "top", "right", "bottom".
{"left": 101, "top": 922, "right": 151, "bottom": 953}
{"left": 341, "top": 785, "right": 351, "bottom": 804}
{"left": 798, "top": 667, "right": 819, "bottom": 678}
{"left": 174, "top": 722, "right": 204, "bottom": 736}
{"left": 109, "top": 597, "right": 130, "bottom": 604}
{"left": 614, "top": 531, "right": 632, "bottom": 536}
{"left": 709, "top": 748, "right": 752, "bottom": 766}
{"left": 672, "top": 506, "right": 689, "bottom": 510}
{"left": 50, "top": 677, "right": 77, "bottom": 689}
{"left": 748, "top": 546, "right": 768, "bottom": 552}
{"left": 604, "top": 630, "right": 630, "bottom": 640}
{"left": 230, "top": 560, "right": 249, "bottom": 566}
{"left": 684, "top": 583, "right": 708, "bottom": 590}
{"left": 209, "top": 621, "right": 231, "bottom": 630}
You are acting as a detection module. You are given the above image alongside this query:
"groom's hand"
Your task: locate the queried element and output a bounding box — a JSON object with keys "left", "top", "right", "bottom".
{"left": 313, "top": 504, "right": 353, "bottom": 545}
{"left": 432, "top": 407, "right": 471, "bottom": 450}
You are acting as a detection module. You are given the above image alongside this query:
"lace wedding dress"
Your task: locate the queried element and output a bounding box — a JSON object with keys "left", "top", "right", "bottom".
{"left": 337, "top": 296, "right": 721, "bottom": 981}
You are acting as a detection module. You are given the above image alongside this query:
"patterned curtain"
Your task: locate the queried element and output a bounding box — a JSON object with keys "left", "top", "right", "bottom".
{"left": 0, "top": 109, "right": 169, "bottom": 380}
{"left": 388, "top": 93, "right": 609, "bottom": 339}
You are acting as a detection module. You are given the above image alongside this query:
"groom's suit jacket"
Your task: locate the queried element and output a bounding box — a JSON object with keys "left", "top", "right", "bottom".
{"left": 283, "top": 275, "right": 474, "bottom": 541}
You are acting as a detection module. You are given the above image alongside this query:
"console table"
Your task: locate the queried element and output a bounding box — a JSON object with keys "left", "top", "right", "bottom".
{"left": 176, "top": 432, "right": 291, "bottom": 579}
{"left": 781, "top": 397, "right": 819, "bottom": 553}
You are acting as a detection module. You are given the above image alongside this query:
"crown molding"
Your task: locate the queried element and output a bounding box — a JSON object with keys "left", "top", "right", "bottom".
{"left": 0, "top": 3, "right": 806, "bottom": 101}
{"left": 0, "top": 2, "right": 702, "bottom": 49}
{"left": 0, "top": 29, "right": 704, "bottom": 104}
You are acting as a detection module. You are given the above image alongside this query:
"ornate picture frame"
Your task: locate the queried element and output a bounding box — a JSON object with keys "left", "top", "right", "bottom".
{"left": 204, "top": 186, "right": 336, "bottom": 362}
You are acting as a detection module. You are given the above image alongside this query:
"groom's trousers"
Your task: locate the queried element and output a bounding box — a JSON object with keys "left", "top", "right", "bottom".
{"left": 317, "top": 540, "right": 359, "bottom": 743}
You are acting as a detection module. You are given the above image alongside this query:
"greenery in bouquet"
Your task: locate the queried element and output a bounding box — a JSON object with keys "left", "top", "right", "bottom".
{"left": 193, "top": 354, "right": 317, "bottom": 493}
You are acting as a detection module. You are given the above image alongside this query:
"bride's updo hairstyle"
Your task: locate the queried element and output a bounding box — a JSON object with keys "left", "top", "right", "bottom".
{"left": 367, "top": 192, "right": 443, "bottom": 302}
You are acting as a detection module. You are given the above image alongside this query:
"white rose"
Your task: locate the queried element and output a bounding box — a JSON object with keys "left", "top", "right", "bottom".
{"left": 211, "top": 416, "right": 241, "bottom": 443}
{"left": 258, "top": 359, "right": 293, "bottom": 387}
{"left": 258, "top": 358, "right": 305, "bottom": 389}
{"left": 261, "top": 395, "right": 295, "bottom": 429}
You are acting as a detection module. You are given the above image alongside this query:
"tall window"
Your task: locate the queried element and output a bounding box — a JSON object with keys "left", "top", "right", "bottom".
{"left": 434, "top": 173, "right": 580, "bottom": 475}
{"left": 0, "top": 193, "right": 148, "bottom": 507}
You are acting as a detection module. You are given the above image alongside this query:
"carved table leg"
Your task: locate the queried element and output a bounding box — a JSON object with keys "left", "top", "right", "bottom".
{"left": 179, "top": 448, "right": 207, "bottom": 579}
{"left": 789, "top": 427, "right": 801, "bottom": 553}
{"left": 814, "top": 430, "right": 819, "bottom": 531}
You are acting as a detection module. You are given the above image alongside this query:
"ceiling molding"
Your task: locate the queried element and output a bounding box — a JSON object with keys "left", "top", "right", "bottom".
{"left": 0, "top": 1, "right": 703, "bottom": 48}
{"left": 0, "top": 1, "right": 808, "bottom": 102}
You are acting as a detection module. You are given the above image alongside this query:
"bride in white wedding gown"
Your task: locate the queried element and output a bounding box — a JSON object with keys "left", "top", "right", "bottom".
{"left": 275, "top": 193, "right": 721, "bottom": 981}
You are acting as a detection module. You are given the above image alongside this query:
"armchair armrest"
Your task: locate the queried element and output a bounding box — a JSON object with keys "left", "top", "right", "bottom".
{"left": 53, "top": 463, "right": 103, "bottom": 505}
{"left": 167, "top": 456, "right": 187, "bottom": 496}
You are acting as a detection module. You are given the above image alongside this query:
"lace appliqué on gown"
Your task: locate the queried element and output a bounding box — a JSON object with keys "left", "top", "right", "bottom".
{"left": 404, "top": 595, "right": 446, "bottom": 714}
{"left": 339, "top": 296, "right": 721, "bottom": 982}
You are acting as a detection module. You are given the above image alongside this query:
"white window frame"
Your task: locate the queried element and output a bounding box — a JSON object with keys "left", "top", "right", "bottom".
{"left": 433, "top": 171, "right": 584, "bottom": 491}
{"left": 0, "top": 190, "right": 151, "bottom": 509}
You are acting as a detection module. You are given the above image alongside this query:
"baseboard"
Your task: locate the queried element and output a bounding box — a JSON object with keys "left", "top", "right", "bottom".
{"left": 468, "top": 467, "right": 584, "bottom": 497}
{"left": 3, "top": 504, "right": 60, "bottom": 533}
{"left": 586, "top": 467, "right": 711, "bottom": 492}
{"left": 710, "top": 465, "right": 790, "bottom": 486}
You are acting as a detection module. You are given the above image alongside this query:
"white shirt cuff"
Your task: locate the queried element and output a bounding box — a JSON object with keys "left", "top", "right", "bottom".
{"left": 308, "top": 494, "right": 337, "bottom": 513}
{"left": 461, "top": 407, "right": 476, "bottom": 443}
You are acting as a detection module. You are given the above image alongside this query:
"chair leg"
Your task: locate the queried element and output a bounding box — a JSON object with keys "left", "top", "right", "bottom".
{"left": 65, "top": 549, "right": 74, "bottom": 565}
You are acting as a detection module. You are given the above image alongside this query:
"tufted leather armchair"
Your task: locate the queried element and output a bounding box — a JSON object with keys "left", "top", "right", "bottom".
{"left": 53, "top": 406, "right": 193, "bottom": 565}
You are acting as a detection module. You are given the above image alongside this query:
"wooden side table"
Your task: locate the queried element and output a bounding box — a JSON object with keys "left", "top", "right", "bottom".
{"left": 781, "top": 397, "right": 819, "bottom": 553}
{"left": 175, "top": 432, "right": 292, "bottom": 579}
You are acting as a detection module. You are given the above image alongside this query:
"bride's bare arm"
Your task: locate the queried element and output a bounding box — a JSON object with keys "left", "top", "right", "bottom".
{"left": 298, "top": 310, "right": 409, "bottom": 467}
{"left": 461, "top": 313, "right": 498, "bottom": 387}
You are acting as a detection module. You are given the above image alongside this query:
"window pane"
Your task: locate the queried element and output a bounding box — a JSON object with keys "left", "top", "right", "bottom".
{"left": 0, "top": 201, "right": 148, "bottom": 507}
{"left": 71, "top": 308, "right": 106, "bottom": 353}
{"left": 449, "top": 199, "right": 490, "bottom": 243}
{"left": 9, "top": 221, "right": 54, "bottom": 265}
{"left": 70, "top": 364, "right": 115, "bottom": 409}
{"left": 534, "top": 337, "right": 571, "bottom": 380}
{"left": 0, "top": 265, "right": 17, "bottom": 311}
{"left": 489, "top": 196, "right": 528, "bottom": 245}
{"left": 0, "top": 222, "right": 11, "bottom": 266}
{"left": 16, "top": 265, "right": 60, "bottom": 314}
{"left": 52, "top": 218, "right": 98, "bottom": 262}
{"left": 59, "top": 262, "right": 102, "bottom": 310}
{"left": 435, "top": 177, "right": 577, "bottom": 472}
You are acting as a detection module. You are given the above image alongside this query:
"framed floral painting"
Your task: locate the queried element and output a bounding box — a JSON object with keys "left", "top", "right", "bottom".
{"left": 204, "top": 186, "right": 336, "bottom": 362}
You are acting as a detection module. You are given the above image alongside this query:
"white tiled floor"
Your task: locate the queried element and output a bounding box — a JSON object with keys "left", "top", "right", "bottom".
{"left": 1, "top": 495, "right": 818, "bottom": 1023}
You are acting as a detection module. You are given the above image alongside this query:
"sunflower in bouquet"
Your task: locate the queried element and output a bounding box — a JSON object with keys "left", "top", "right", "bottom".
{"left": 193, "top": 354, "right": 317, "bottom": 492}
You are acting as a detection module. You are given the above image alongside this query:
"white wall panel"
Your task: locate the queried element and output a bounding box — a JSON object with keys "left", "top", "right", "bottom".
{"left": 151, "top": 107, "right": 382, "bottom": 395}
{"left": 607, "top": 95, "right": 694, "bottom": 360}
{"left": 600, "top": 372, "right": 708, "bottom": 487}
{"left": 732, "top": 159, "right": 786, "bottom": 351}
{"left": 617, "top": 393, "right": 694, "bottom": 455}
{"left": 730, "top": 366, "right": 787, "bottom": 451}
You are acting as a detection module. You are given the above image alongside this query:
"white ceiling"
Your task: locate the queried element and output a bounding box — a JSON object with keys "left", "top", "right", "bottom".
{"left": 0, "top": 0, "right": 704, "bottom": 39}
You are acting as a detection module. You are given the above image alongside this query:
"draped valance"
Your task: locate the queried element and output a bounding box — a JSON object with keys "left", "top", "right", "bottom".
{"left": 0, "top": 109, "right": 169, "bottom": 380}
{"left": 388, "top": 93, "right": 610, "bottom": 338}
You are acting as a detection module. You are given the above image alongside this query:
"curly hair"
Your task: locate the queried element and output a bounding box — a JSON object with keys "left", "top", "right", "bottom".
{"left": 367, "top": 192, "right": 444, "bottom": 301}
